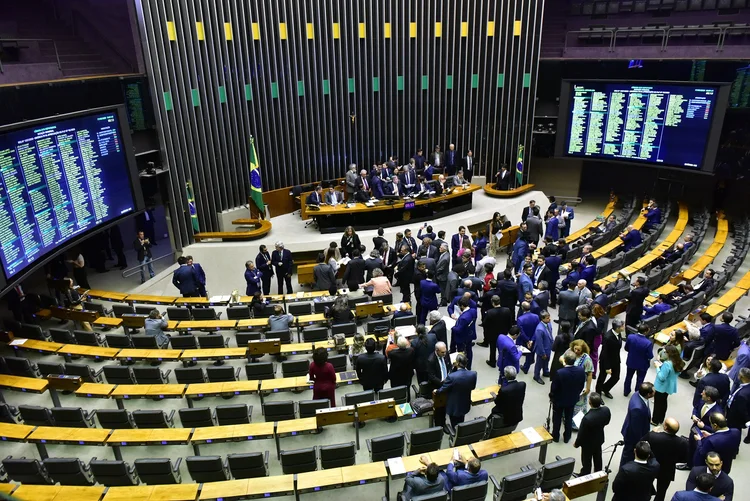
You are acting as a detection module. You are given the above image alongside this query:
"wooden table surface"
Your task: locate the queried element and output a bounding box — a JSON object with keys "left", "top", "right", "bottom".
{"left": 85, "top": 290, "right": 129, "bottom": 301}
{"left": 471, "top": 426, "right": 553, "bottom": 459}
{"left": 60, "top": 344, "right": 121, "bottom": 359}
{"left": 0, "top": 422, "right": 35, "bottom": 441}
{"left": 235, "top": 318, "right": 270, "bottom": 328}
{"left": 198, "top": 475, "right": 295, "bottom": 499}
{"left": 716, "top": 288, "right": 747, "bottom": 308}
{"left": 260, "top": 376, "right": 311, "bottom": 393}
{"left": 191, "top": 422, "right": 275, "bottom": 443}
{"left": 400, "top": 444, "right": 474, "bottom": 473}
{"left": 27, "top": 426, "right": 111, "bottom": 445}
{"left": 276, "top": 417, "right": 319, "bottom": 436}
{"left": 92, "top": 317, "right": 124, "bottom": 328}
{"left": 279, "top": 342, "right": 314, "bottom": 355}
{"left": 175, "top": 320, "right": 238, "bottom": 330}
{"left": 185, "top": 380, "right": 259, "bottom": 397}
{"left": 9, "top": 338, "right": 63, "bottom": 353}
{"left": 125, "top": 294, "right": 179, "bottom": 305}
{"left": 76, "top": 382, "right": 116, "bottom": 398}
{"left": 0, "top": 374, "right": 48, "bottom": 393}
{"left": 107, "top": 428, "right": 192, "bottom": 445}
{"left": 341, "top": 461, "right": 388, "bottom": 484}
{"left": 13, "top": 485, "right": 105, "bottom": 501}
{"left": 111, "top": 384, "right": 186, "bottom": 399}
{"left": 297, "top": 467, "right": 344, "bottom": 491}
{"left": 116, "top": 349, "right": 184, "bottom": 361}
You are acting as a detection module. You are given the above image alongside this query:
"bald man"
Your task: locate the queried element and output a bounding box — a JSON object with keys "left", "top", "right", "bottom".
{"left": 645, "top": 417, "right": 689, "bottom": 501}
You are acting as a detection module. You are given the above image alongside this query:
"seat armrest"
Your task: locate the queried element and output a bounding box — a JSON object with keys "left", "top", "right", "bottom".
{"left": 263, "top": 450, "right": 270, "bottom": 468}
{"left": 411, "top": 384, "right": 420, "bottom": 399}
{"left": 172, "top": 457, "right": 182, "bottom": 472}
{"left": 403, "top": 431, "right": 410, "bottom": 445}
{"left": 445, "top": 423, "right": 456, "bottom": 438}
{"left": 366, "top": 438, "right": 372, "bottom": 452}
{"left": 87, "top": 409, "right": 98, "bottom": 420}
{"left": 162, "top": 369, "right": 172, "bottom": 382}
{"left": 167, "top": 409, "right": 176, "bottom": 423}
{"left": 93, "top": 367, "right": 104, "bottom": 377}
{"left": 217, "top": 312, "right": 222, "bottom": 320}
{"left": 247, "top": 405, "right": 253, "bottom": 421}
{"left": 489, "top": 474, "right": 501, "bottom": 491}
{"left": 224, "top": 337, "right": 230, "bottom": 348}
{"left": 234, "top": 367, "right": 241, "bottom": 380}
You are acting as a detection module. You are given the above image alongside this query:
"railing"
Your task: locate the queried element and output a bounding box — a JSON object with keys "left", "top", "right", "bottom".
{"left": 664, "top": 25, "right": 724, "bottom": 51}
{"left": 548, "top": 196, "right": 583, "bottom": 205}
{"left": 564, "top": 25, "right": 738, "bottom": 54}
{"left": 121, "top": 251, "right": 177, "bottom": 279}
{"left": 70, "top": 8, "right": 136, "bottom": 73}
{"left": 0, "top": 38, "right": 60, "bottom": 74}
{"left": 563, "top": 29, "right": 615, "bottom": 54}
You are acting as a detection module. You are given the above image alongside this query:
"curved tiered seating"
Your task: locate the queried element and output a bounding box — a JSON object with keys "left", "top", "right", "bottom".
{"left": 482, "top": 183, "right": 536, "bottom": 198}
{"left": 193, "top": 219, "right": 272, "bottom": 242}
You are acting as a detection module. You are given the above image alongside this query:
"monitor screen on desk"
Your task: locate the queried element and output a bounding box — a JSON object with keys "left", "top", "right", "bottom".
{"left": 554, "top": 80, "right": 729, "bottom": 173}
{"left": 0, "top": 106, "right": 144, "bottom": 284}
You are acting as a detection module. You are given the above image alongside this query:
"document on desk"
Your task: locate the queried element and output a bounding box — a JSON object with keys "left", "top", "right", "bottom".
{"left": 210, "top": 295, "right": 231, "bottom": 303}
{"left": 9, "top": 339, "right": 27, "bottom": 346}
{"left": 521, "top": 427, "right": 544, "bottom": 444}
{"left": 387, "top": 457, "right": 406, "bottom": 475}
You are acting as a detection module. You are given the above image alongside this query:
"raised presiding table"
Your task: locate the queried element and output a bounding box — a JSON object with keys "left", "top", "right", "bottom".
{"left": 304, "top": 185, "right": 481, "bottom": 232}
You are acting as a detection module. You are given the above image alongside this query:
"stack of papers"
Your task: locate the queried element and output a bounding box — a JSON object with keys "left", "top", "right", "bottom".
{"left": 387, "top": 457, "right": 406, "bottom": 475}
{"left": 521, "top": 427, "right": 544, "bottom": 443}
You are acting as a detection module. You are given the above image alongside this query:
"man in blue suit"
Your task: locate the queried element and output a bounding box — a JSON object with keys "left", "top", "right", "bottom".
{"left": 447, "top": 291, "right": 477, "bottom": 319}
{"left": 524, "top": 311, "right": 553, "bottom": 384}
{"left": 419, "top": 271, "right": 441, "bottom": 325}
{"left": 244, "top": 260, "right": 262, "bottom": 296}
{"left": 579, "top": 255, "right": 597, "bottom": 289}
{"left": 698, "top": 313, "right": 715, "bottom": 349}
{"left": 643, "top": 295, "right": 672, "bottom": 319}
{"left": 186, "top": 256, "right": 207, "bottom": 297}
{"left": 620, "top": 225, "right": 643, "bottom": 252}
{"left": 693, "top": 358, "right": 731, "bottom": 410}
{"left": 686, "top": 386, "right": 724, "bottom": 468}
{"left": 711, "top": 312, "right": 740, "bottom": 361}
{"left": 726, "top": 368, "right": 750, "bottom": 442}
{"left": 511, "top": 234, "right": 529, "bottom": 273}
{"left": 435, "top": 353, "right": 477, "bottom": 427}
{"left": 643, "top": 201, "right": 662, "bottom": 233}
{"left": 442, "top": 452, "right": 488, "bottom": 491}
{"left": 550, "top": 350, "right": 586, "bottom": 443}
{"left": 517, "top": 264, "right": 534, "bottom": 303}
{"left": 544, "top": 251, "right": 562, "bottom": 308}
{"left": 383, "top": 176, "right": 403, "bottom": 197}
{"left": 450, "top": 226, "right": 471, "bottom": 267}
{"left": 686, "top": 452, "right": 734, "bottom": 501}
{"left": 673, "top": 471, "right": 724, "bottom": 501}
{"left": 624, "top": 324, "right": 654, "bottom": 396}
{"left": 516, "top": 302, "right": 539, "bottom": 354}
{"left": 271, "top": 241, "right": 294, "bottom": 294}
{"left": 692, "top": 413, "right": 740, "bottom": 474}
{"left": 496, "top": 326, "right": 523, "bottom": 381}
{"left": 728, "top": 342, "right": 749, "bottom": 392}
{"left": 559, "top": 201, "right": 574, "bottom": 238}
{"left": 172, "top": 256, "right": 200, "bottom": 297}
{"left": 450, "top": 298, "right": 477, "bottom": 369}
{"left": 371, "top": 175, "right": 385, "bottom": 199}
{"left": 621, "top": 382, "right": 655, "bottom": 465}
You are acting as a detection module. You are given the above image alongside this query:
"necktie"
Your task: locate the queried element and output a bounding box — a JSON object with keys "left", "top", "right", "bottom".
{"left": 363, "top": 178, "right": 368, "bottom": 190}
{"left": 728, "top": 390, "right": 738, "bottom": 408}
{"left": 701, "top": 404, "right": 709, "bottom": 417}
{"left": 439, "top": 357, "right": 447, "bottom": 380}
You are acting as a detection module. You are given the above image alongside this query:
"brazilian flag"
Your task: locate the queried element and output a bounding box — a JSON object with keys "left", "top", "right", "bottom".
{"left": 249, "top": 137, "right": 265, "bottom": 216}
{"left": 186, "top": 181, "right": 199, "bottom": 232}
{"left": 515, "top": 144, "right": 524, "bottom": 186}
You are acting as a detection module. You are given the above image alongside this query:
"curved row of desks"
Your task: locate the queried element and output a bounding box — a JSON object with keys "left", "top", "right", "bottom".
{"left": 482, "top": 183, "right": 536, "bottom": 198}
{"left": 193, "top": 219, "right": 273, "bottom": 242}
{"left": 591, "top": 201, "right": 649, "bottom": 260}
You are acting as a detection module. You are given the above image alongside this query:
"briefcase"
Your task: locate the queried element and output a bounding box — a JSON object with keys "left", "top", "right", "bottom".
{"left": 411, "top": 397, "right": 433, "bottom": 416}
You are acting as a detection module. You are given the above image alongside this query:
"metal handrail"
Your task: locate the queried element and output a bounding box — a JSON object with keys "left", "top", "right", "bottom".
{"left": 121, "top": 251, "right": 177, "bottom": 279}
{"left": 549, "top": 196, "right": 583, "bottom": 205}
{"left": 0, "top": 38, "right": 60, "bottom": 74}
{"left": 563, "top": 29, "right": 615, "bottom": 54}
{"left": 612, "top": 27, "right": 667, "bottom": 51}
{"left": 70, "top": 9, "right": 136, "bottom": 72}
{"left": 664, "top": 25, "right": 724, "bottom": 52}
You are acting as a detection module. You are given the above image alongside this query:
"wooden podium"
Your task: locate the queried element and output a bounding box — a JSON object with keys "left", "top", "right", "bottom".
{"left": 563, "top": 471, "right": 608, "bottom": 500}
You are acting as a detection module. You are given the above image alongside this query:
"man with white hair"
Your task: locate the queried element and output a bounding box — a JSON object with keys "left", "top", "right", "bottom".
{"left": 427, "top": 341, "right": 451, "bottom": 427}
{"left": 355, "top": 169, "right": 371, "bottom": 202}
{"left": 345, "top": 163, "right": 358, "bottom": 202}
{"left": 271, "top": 241, "right": 294, "bottom": 294}
{"left": 489, "top": 365, "right": 526, "bottom": 427}
{"left": 545, "top": 490, "right": 566, "bottom": 501}
{"left": 436, "top": 243, "right": 451, "bottom": 305}
{"left": 427, "top": 310, "right": 448, "bottom": 345}
{"left": 576, "top": 279, "right": 591, "bottom": 305}
{"left": 445, "top": 143, "right": 458, "bottom": 176}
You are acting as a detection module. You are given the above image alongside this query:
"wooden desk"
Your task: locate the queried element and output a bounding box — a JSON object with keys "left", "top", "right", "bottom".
{"left": 471, "top": 385, "right": 500, "bottom": 405}
{"left": 275, "top": 417, "right": 319, "bottom": 437}
{"left": 470, "top": 426, "right": 553, "bottom": 463}
{"left": 27, "top": 426, "right": 111, "bottom": 445}
{"left": 716, "top": 288, "right": 746, "bottom": 308}
{"left": 341, "top": 462, "right": 388, "bottom": 486}
{"left": 236, "top": 318, "right": 270, "bottom": 329}
{"left": 107, "top": 428, "right": 192, "bottom": 446}
{"left": 0, "top": 422, "right": 35, "bottom": 441}
{"left": 85, "top": 290, "right": 129, "bottom": 302}
{"left": 0, "top": 374, "right": 48, "bottom": 393}
{"left": 92, "top": 317, "right": 124, "bottom": 329}
{"left": 115, "top": 349, "right": 184, "bottom": 362}
{"left": 736, "top": 274, "right": 750, "bottom": 290}
{"left": 8, "top": 338, "right": 62, "bottom": 355}
{"left": 260, "top": 376, "right": 311, "bottom": 394}
{"left": 13, "top": 485, "right": 105, "bottom": 501}
{"left": 174, "top": 320, "right": 238, "bottom": 331}
{"left": 482, "top": 183, "right": 536, "bottom": 198}
{"left": 111, "top": 384, "right": 186, "bottom": 400}
{"left": 198, "top": 475, "right": 295, "bottom": 500}
{"left": 705, "top": 303, "right": 727, "bottom": 317}
{"left": 185, "top": 380, "right": 259, "bottom": 398}
{"left": 124, "top": 294, "right": 178, "bottom": 305}
{"left": 279, "top": 342, "right": 315, "bottom": 356}
{"left": 398, "top": 445, "right": 474, "bottom": 476}
{"left": 191, "top": 422, "right": 275, "bottom": 444}
{"left": 295, "top": 313, "right": 328, "bottom": 325}
{"left": 179, "top": 348, "right": 247, "bottom": 361}
{"left": 0, "top": 483, "right": 16, "bottom": 495}
{"left": 296, "top": 467, "right": 344, "bottom": 493}
{"left": 76, "top": 382, "right": 116, "bottom": 398}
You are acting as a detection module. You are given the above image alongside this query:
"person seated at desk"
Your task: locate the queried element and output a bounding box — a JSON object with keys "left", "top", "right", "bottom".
{"left": 604, "top": 214, "right": 618, "bottom": 233}
{"left": 268, "top": 304, "right": 294, "bottom": 331}
{"left": 371, "top": 173, "right": 385, "bottom": 199}
{"left": 643, "top": 294, "right": 671, "bottom": 319}
{"left": 354, "top": 169, "right": 371, "bottom": 202}
{"left": 494, "top": 164, "right": 511, "bottom": 190}
{"left": 654, "top": 242, "right": 685, "bottom": 269}
{"left": 393, "top": 303, "right": 413, "bottom": 319}
{"left": 620, "top": 225, "right": 643, "bottom": 252}
{"left": 435, "top": 174, "right": 447, "bottom": 195}
{"left": 399, "top": 456, "right": 446, "bottom": 501}
{"left": 145, "top": 309, "right": 169, "bottom": 355}
{"left": 400, "top": 164, "right": 418, "bottom": 195}
{"left": 442, "top": 452, "right": 488, "bottom": 491}
{"left": 326, "top": 295, "right": 355, "bottom": 324}
{"left": 306, "top": 185, "right": 323, "bottom": 206}
{"left": 325, "top": 186, "right": 344, "bottom": 206}
{"left": 383, "top": 176, "right": 404, "bottom": 197}
{"left": 360, "top": 267, "right": 392, "bottom": 296}
{"left": 452, "top": 169, "right": 469, "bottom": 188}
{"left": 415, "top": 175, "right": 430, "bottom": 194}
{"left": 423, "top": 162, "right": 434, "bottom": 180}
{"left": 643, "top": 200, "right": 662, "bottom": 233}
{"left": 694, "top": 269, "right": 717, "bottom": 296}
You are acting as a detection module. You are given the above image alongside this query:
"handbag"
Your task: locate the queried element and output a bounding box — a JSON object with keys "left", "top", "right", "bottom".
{"left": 411, "top": 397, "right": 434, "bottom": 416}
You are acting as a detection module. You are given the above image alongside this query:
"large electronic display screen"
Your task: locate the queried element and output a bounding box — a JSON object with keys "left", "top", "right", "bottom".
{"left": 555, "top": 80, "right": 729, "bottom": 172}
{"left": 0, "top": 107, "right": 143, "bottom": 281}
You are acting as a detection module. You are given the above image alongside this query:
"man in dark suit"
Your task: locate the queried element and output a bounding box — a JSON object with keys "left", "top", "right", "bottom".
{"left": 371, "top": 175, "right": 385, "bottom": 199}
{"left": 343, "top": 249, "right": 367, "bottom": 291}
{"left": 692, "top": 413, "right": 741, "bottom": 474}
{"left": 426, "top": 341, "right": 451, "bottom": 427}
{"left": 373, "top": 228, "right": 387, "bottom": 253}
{"left": 186, "top": 256, "right": 207, "bottom": 297}
{"left": 172, "top": 256, "right": 200, "bottom": 297}
{"left": 596, "top": 318, "right": 624, "bottom": 399}
{"left": 494, "top": 164, "right": 511, "bottom": 190}
{"left": 521, "top": 200, "right": 536, "bottom": 222}
{"left": 712, "top": 312, "right": 740, "bottom": 361}
{"left": 364, "top": 251, "right": 383, "bottom": 281}
{"left": 354, "top": 169, "right": 371, "bottom": 201}
{"left": 573, "top": 306, "right": 598, "bottom": 350}
{"left": 435, "top": 353, "right": 477, "bottom": 427}
{"left": 133, "top": 230, "right": 154, "bottom": 283}
{"left": 558, "top": 282, "right": 580, "bottom": 325}
{"left": 451, "top": 297, "right": 478, "bottom": 369}
{"left": 256, "top": 244, "right": 274, "bottom": 295}
{"left": 461, "top": 150, "right": 475, "bottom": 183}
{"left": 624, "top": 323, "right": 654, "bottom": 396}
{"left": 325, "top": 186, "right": 345, "bottom": 206}
{"left": 550, "top": 350, "right": 586, "bottom": 443}
{"left": 388, "top": 336, "right": 416, "bottom": 389}
{"left": 496, "top": 269, "right": 519, "bottom": 310}
{"left": 694, "top": 358, "right": 731, "bottom": 409}
{"left": 620, "top": 225, "right": 643, "bottom": 252}
{"left": 694, "top": 268, "right": 717, "bottom": 296}
{"left": 626, "top": 276, "right": 650, "bottom": 328}
{"left": 383, "top": 176, "right": 404, "bottom": 197}
{"left": 574, "top": 392, "right": 611, "bottom": 475}
{"left": 450, "top": 226, "right": 471, "bottom": 267}
{"left": 380, "top": 244, "right": 397, "bottom": 283}
{"left": 395, "top": 245, "right": 415, "bottom": 302}
{"left": 489, "top": 366, "right": 525, "bottom": 427}
{"left": 675, "top": 472, "right": 724, "bottom": 501}
{"left": 645, "top": 418, "right": 690, "bottom": 501}
{"left": 532, "top": 255, "right": 553, "bottom": 289}
{"left": 271, "top": 242, "right": 294, "bottom": 294}
{"left": 355, "top": 338, "right": 388, "bottom": 392}
{"left": 445, "top": 143, "right": 459, "bottom": 176}
{"left": 429, "top": 145, "right": 444, "bottom": 172}
{"left": 483, "top": 296, "right": 513, "bottom": 368}
{"left": 686, "top": 452, "right": 734, "bottom": 501}
{"left": 306, "top": 186, "right": 323, "bottom": 206}
{"left": 544, "top": 251, "right": 562, "bottom": 308}
{"left": 427, "top": 311, "right": 448, "bottom": 346}
{"left": 400, "top": 165, "right": 418, "bottom": 195}
{"left": 726, "top": 367, "right": 750, "bottom": 436}
{"left": 686, "top": 386, "right": 724, "bottom": 469}
{"left": 612, "top": 441, "right": 660, "bottom": 501}
{"left": 436, "top": 244, "right": 451, "bottom": 305}
{"left": 621, "top": 382, "right": 655, "bottom": 465}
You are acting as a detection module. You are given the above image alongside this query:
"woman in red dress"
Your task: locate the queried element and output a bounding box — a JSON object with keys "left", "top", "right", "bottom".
{"left": 308, "top": 347, "right": 337, "bottom": 406}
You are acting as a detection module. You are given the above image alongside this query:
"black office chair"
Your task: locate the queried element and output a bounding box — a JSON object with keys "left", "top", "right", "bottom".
{"left": 328, "top": 354, "right": 348, "bottom": 372}
{"left": 131, "top": 334, "right": 167, "bottom": 350}
{"left": 485, "top": 416, "right": 518, "bottom": 439}
{"left": 367, "top": 432, "right": 405, "bottom": 461}
{"left": 226, "top": 451, "right": 269, "bottom": 478}
{"left": 73, "top": 330, "right": 106, "bottom": 347}
{"left": 170, "top": 335, "right": 199, "bottom": 350}
{"left": 490, "top": 469, "right": 537, "bottom": 501}
{"left": 179, "top": 407, "right": 216, "bottom": 428}
{"left": 2, "top": 457, "right": 53, "bottom": 484}
{"left": 281, "top": 359, "right": 309, "bottom": 377}
{"left": 226, "top": 306, "right": 251, "bottom": 320}
{"left": 186, "top": 456, "right": 229, "bottom": 482}
{"left": 236, "top": 331, "right": 263, "bottom": 347}
{"left": 536, "top": 456, "right": 576, "bottom": 491}
{"left": 0, "top": 403, "right": 21, "bottom": 424}
{"left": 105, "top": 334, "right": 132, "bottom": 349}
{"left": 450, "top": 479, "right": 488, "bottom": 501}
{"left": 343, "top": 389, "right": 375, "bottom": 407}
{"left": 314, "top": 299, "right": 335, "bottom": 313}
{"left": 132, "top": 409, "right": 175, "bottom": 428}
{"left": 367, "top": 318, "right": 391, "bottom": 335}
{"left": 37, "top": 361, "right": 65, "bottom": 377}
{"left": 175, "top": 367, "right": 206, "bottom": 384}
{"left": 5, "top": 356, "right": 40, "bottom": 378}
{"left": 134, "top": 305, "right": 157, "bottom": 316}
{"left": 405, "top": 427, "right": 443, "bottom": 455}
{"left": 133, "top": 366, "right": 172, "bottom": 384}
{"left": 288, "top": 303, "right": 312, "bottom": 316}
{"left": 215, "top": 404, "right": 253, "bottom": 425}
{"left": 279, "top": 447, "right": 317, "bottom": 474}
{"left": 298, "top": 399, "right": 330, "bottom": 419}
{"left": 51, "top": 407, "right": 97, "bottom": 428}
{"left": 302, "top": 326, "right": 328, "bottom": 342}
{"left": 372, "top": 293, "right": 393, "bottom": 306}
{"left": 331, "top": 322, "right": 357, "bottom": 337}
{"left": 83, "top": 301, "right": 110, "bottom": 318}
{"left": 112, "top": 304, "right": 136, "bottom": 318}
{"left": 206, "top": 366, "right": 240, "bottom": 383}
{"left": 65, "top": 363, "right": 104, "bottom": 383}
{"left": 199, "top": 334, "right": 229, "bottom": 349}
{"left": 266, "top": 329, "right": 293, "bottom": 344}
{"left": 97, "top": 409, "right": 135, "bottom": 429}
{"left": 49, "top": 327, "right": 76, "bottom": 344}
{"left": 193, "top": 308, "right": 221, "bottom": 320}
{"left": 89, "top": 459, "right": 139, "bottom": 486}
{"left": 18, "top": 405, "right": 54, "bottom": 426}
{"left": 19, "top": 323, "right": 48, "bottom": 341}
{"left": 245, "top": 362, "right": 275, "bottom": 380}
{"left": 43, "top": 457, "right": 95, "bottom": 486}
{"left": 378, "top": 385, "right": 409, "bottom": 404}
{"left": 167, "top": 307, "right": 192, "bottom": 321}
{"left": 318, "top": 442, "right": 356, "bottom": 469}
{"left": 393, "top": 314, "right": 417, "bottom": 327}
{"left": 448, "top": 418, "right": 487, "bottom": 447}
{"left": 263, "top": 401, "right": 296, "bottom": 422}
{"left": 409, "top": 492, "right": 448, "bottom": 501}
{"left": 134, "top": 458, "right": 182, "bottom": 484}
